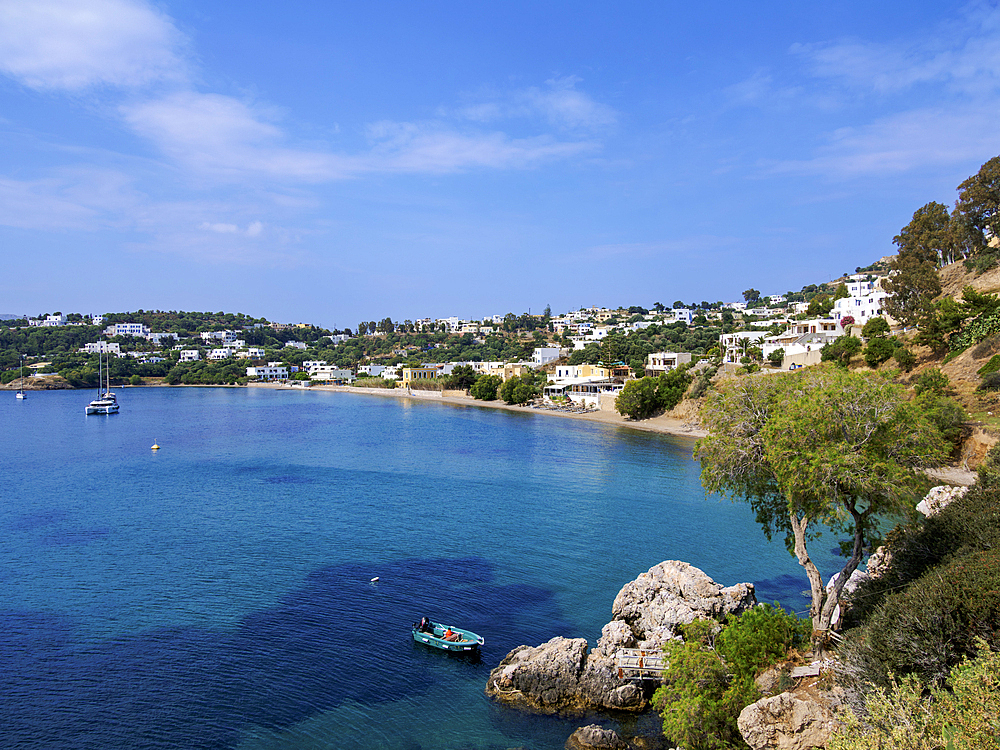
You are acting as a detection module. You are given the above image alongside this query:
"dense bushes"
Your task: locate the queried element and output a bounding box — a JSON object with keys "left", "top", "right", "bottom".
{"left": 840, "top": 446, "right": 1000, "bottom": 690}
{"left": 469, "top": 374, "right": 502, "bottom": 401}
{"left": 829, "top": 643, "right": 1000, "bottom": 750}
{"left": 842, "top": 548, "right": 1000, "bottom": 688}
{"left": 653, "top": 605, "right": 809, "bottom": 750}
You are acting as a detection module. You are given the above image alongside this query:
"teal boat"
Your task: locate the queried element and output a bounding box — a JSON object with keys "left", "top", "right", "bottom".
{"left": 412, "top": 618, "right": 484, "bottom": 652}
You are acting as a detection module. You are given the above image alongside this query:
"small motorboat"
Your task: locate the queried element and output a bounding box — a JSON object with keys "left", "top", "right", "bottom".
{"left": 412, "top": 617, "right": 484, "bottom": 652}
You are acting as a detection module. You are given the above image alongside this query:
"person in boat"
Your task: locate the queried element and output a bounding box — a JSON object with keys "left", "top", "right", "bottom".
{"left": 442, "top": 627, "right": 460, "bottom": 642}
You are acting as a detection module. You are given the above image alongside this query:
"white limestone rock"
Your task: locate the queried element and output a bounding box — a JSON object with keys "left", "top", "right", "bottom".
{"left": 737, "top": 692, "right": 839, "bottom": 750}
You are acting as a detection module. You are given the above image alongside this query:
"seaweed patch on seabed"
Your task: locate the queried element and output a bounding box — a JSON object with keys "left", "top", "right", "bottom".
{"left": 0, "top": 556, "right": 572, "bottom": 750}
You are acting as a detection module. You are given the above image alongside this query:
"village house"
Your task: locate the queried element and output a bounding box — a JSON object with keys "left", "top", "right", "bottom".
{"left": 644, "top": 351, "right": 693, "bottom": 377}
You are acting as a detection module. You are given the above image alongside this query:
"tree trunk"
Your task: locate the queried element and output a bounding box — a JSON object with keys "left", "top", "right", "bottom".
{"left": 788, "top": 511, "right": 828, "bottom": 654}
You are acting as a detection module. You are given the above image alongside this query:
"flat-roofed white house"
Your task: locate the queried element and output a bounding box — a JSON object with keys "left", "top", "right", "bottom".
{"left": 645, "top": 351, "right": 693, "bottom": 376}
{"left": 531, "top": 347, "right": 563, "bottom": 366}
{"left": 761, "top": 318, "right": 844, "bottom": 368}
{"left": 307, "top": 365, "right": 353, "bottom": 383}
{"left": 247, "top": 365, "right": 288, "bottom": 381}
{"left": 105, "top": 322, "right": 150, "bottom": 337}
{"left": 179, "top": 350, "right": 200, "bottom": 362}
{"left": 208, "top": 348, "right": 234, "bottom": 360}
{"left": 82, "top": 342, "right": 121, "bottom": 354}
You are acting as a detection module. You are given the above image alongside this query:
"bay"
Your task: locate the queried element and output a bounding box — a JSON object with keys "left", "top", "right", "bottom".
{"left": 0, "top": 387, "right": 837, "bottom": 749}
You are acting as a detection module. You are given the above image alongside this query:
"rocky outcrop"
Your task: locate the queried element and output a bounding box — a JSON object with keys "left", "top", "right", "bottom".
{"left": 486, "top": 636, "right": 644, "bottom": 713}
{"left": 916, "top": 484, "right": 969, "bottom": 517}
{"left": 611, "top": 561, "right": 756, "bottom": 645}
{"left": 486, "top": 561, "right": 757, "bottom": 714}
{"left": 737, "top": 693, "right": 838, "bottom": 750}
{"left": 565, "top": 724, "right": 629, "bottom": 750}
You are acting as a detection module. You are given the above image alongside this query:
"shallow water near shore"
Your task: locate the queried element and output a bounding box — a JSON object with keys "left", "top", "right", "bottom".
{"left": 1, "top": 388, "right": 838, "bottom": 749}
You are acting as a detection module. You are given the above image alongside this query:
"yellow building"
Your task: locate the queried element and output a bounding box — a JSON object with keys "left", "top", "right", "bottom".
{"left": 401, "top": 367, "right": 439, "bottom": 386}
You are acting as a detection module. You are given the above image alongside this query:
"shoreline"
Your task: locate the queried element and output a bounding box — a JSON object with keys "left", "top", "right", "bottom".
{"left": 271, "top": 382, "right": 709, "bottom": 441}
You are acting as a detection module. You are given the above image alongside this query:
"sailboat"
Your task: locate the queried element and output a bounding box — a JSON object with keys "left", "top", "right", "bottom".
{"left": 15, "top": 354, "right": 26, "bottom": 399}
{"left": 85, "top": 350, "right": 119, "bottom": 415}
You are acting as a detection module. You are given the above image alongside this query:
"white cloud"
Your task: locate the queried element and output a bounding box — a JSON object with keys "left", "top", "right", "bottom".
{"left": 0, "top": 0, "right": 186, "bottom": 90}
{"left": 123, "top": 91, "right": 598, "bottom": 182}
{"left": 200, "top": 220, "right": 265, "bottom": 237}
{"left": 365, "top": 121, "right": 597, "bottom": 173}
{"left": 791, "top": 7, "right": 1000, "bottom": 97}
{"left": 0, "top": 176, "right": 98, "bottom": 229}
{"left": 122, "top": 92, "right": 356, "bottom": 181}
{"left": 770, "top": 103, "right": 1000, "bottom": 177}
{"left": 453, "top": 77, "right": 617, "bottom": 131}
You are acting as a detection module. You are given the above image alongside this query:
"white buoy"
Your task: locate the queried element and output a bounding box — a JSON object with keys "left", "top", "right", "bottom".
{"left": 370, "top": 576, "right": 379, "bottom": 583}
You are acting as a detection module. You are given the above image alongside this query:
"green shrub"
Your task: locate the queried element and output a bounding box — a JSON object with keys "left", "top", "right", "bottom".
{"left": 893, "top": 347, "right": 916, "bottom": 372}
{"left": 353, "top": 377, "right": 396, "bottom": 389}
{"left": 470, "top": 374, "right": 502, "bottom": 401}
{"left": 821, "top": 335, "right": 862, "bottom": 367}
{"left": 861, "top": 316, "right": 890, "bottom": 339}
{"left": 863, "top": 337, "right": 898, "bottom": 368}
{"left": 977, "top": 354, "right": 1000, "bottom": 376}
{"left": 978, "top": 372, "right": 1000, "bottom": 391}
{"left": 829, "top": 643, "right": 1000, "bottom": 750}
{"left": 842, "top": 547, "right": 1000, "bottom": 688}
{"left": 914, "top": 368, "right": 949, "bottom": 396}
{"left": 716, "top": 603, "right": 811, "bottom": 678}
{"left": 499, "top": 373, "right": 539, "bottom": 404}
{"left": 916, "top": 393, "right": 967, "bottom": 457}
{"left": 653, "top": 606, "right": 809, "bottom": 750}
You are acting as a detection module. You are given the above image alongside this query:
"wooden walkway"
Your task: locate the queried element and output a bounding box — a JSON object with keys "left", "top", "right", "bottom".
{"left": 615, "top": 648, "right": 666, "bottom": 681}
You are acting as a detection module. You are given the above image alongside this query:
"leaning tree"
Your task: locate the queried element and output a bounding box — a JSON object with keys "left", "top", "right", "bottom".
{"left": 695, "top": 367, "right": 945, "bottom": 652}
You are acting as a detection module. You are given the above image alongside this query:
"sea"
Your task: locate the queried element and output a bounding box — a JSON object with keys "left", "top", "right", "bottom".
{"left": 0, "top": 387, "right": 840, "bottom": 750}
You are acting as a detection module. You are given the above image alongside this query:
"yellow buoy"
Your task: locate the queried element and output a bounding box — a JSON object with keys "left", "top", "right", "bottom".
{"left": 151, "top": 441, "right": 160, "bottom": 450}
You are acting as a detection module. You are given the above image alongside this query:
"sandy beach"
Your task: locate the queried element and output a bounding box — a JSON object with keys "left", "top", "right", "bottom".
{"left": 262, "top": 383, "right": 708, "bottom": 441}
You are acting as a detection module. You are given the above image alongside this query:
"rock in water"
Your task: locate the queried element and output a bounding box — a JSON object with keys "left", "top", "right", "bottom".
{"left": 565, "top": 724, "right": 629, "bottom": 750}
{"left": 485, "top": 560, "right": 756, "bottom": 714}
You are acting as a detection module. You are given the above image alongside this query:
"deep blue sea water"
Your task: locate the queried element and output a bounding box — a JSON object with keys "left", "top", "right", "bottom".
{"left": 0, "top": 387, "right": 840, "bottom": 750}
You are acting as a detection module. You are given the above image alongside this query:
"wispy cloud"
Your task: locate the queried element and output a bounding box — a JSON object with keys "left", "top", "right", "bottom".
{"left": 770, "top": 103, "right": 1000, "bottom": 177}
{"left": 452, "top": 76, "right": 617, "bottom": 131}
{"left": 762, "top": 7, "right": 1000, "bottom": 177}
{"left": 0, "top": 0, "right": 186, "bottom": 90}
{"left": 792, "top": 9, "right": 1000, "bottom": 97}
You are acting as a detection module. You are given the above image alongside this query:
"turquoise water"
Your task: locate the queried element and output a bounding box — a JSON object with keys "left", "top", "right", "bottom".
{"left": 1, "top": 388, "right": 836, "bottom": 749}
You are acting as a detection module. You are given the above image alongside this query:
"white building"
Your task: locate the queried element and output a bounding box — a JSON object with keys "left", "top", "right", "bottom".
{"left": 645, "top": 352, "right": 693, "bottom": 376}
{"left": 761, "top": 318, "right": 844, "bottom": 367}
{"left": 208, "top": 348, "right": 234, "bottom": 360}
{"left": 246, "top": 365, "right": 288, "bottom": 381}
{"left": 531, "top": 347, "right": 563, "bottom": 366}
{"left": 307, "top": 365, "right": 354, "bottom": 383}
{"left": 82, "top": 342, "right": 121, "bottom": 354}
{"left": 104, "top": 322, "right": 151, "bottom": 337}
{"left": 32, "top": 313, "right": 67, "bottom": 327}
{"left": 179, "top": 350, "right": 200, "bottom": 362}
{"left": 303, "top": 360, "right": 327, "bottom": 369}
{"left": 284, "top": 341, "right": 307, "bottom": 350}
{"left": 357, "top": 364, "right": 387, "bottom": 378}
{"left": 200, "top": 330, "right": 242, "bottom": 345}
{"left": 246, "top": 347, "right": 265, "bottom": 358}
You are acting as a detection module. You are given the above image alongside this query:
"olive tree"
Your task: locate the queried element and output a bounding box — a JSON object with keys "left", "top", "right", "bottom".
{"left": 695, "top": 368, "right": 944, "bottom": 652}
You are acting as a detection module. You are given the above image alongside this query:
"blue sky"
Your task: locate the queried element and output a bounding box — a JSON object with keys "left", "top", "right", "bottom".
{"left": 2, "top": 0, "right": 999, "bottom": 329}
